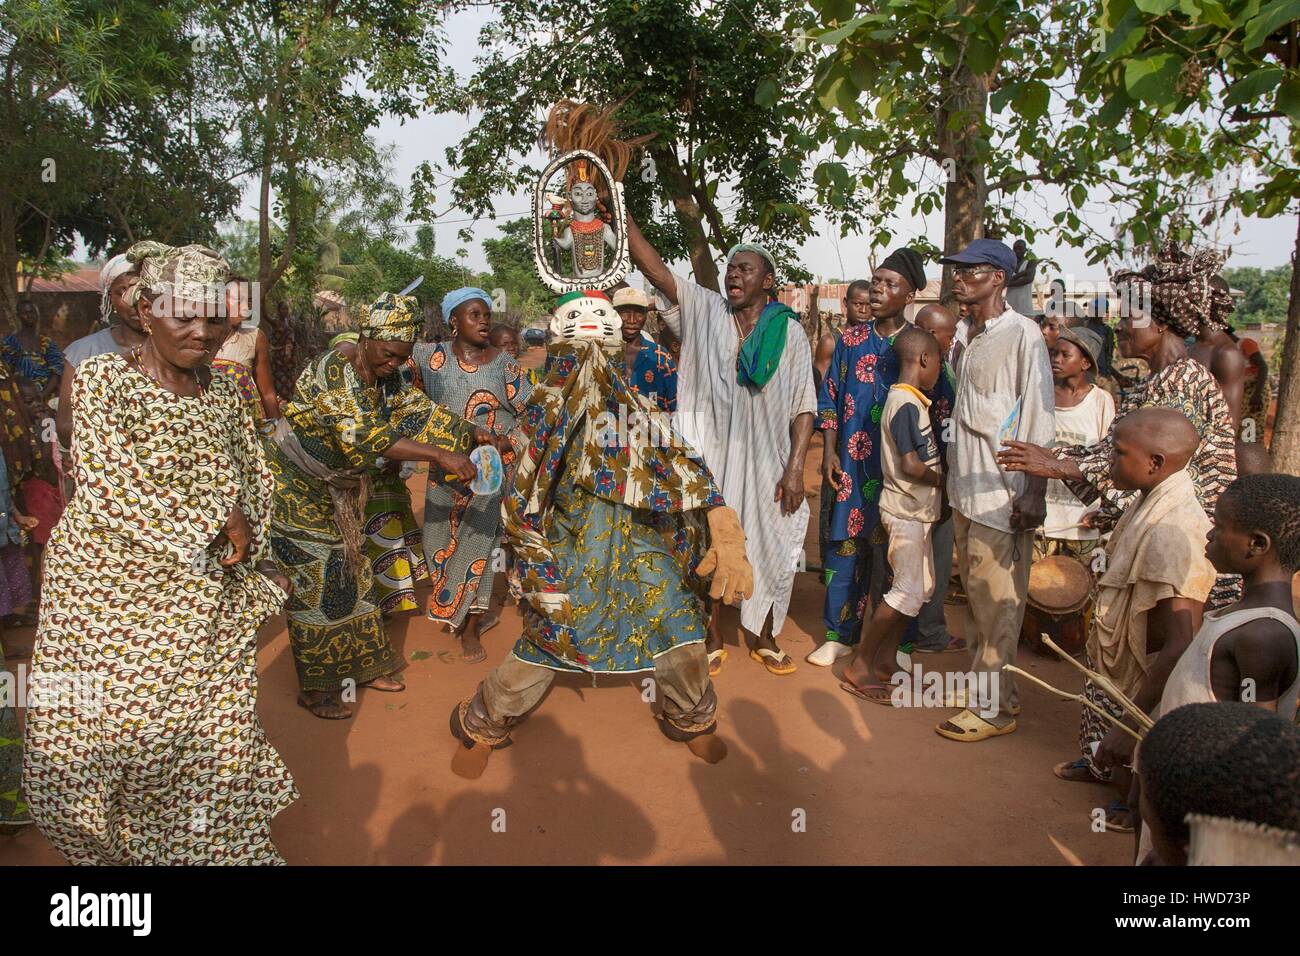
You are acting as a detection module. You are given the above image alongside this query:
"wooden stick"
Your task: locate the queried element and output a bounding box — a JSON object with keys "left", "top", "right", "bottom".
{"left": 1005, "top": 665, "right": 1144, "bottom": 743}
{"left": 1039, "top": 634, "right": 1154, "bottom": 731}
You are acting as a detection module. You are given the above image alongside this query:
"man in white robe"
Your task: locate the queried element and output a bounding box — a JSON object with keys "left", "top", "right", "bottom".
{"left": 629, "top": 217, "right": 815, "bottom": 675}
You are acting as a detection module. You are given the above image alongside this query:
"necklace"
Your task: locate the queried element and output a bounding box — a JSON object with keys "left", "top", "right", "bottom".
{"left": 131, "top": 345, "right": 204, "bottom": 397}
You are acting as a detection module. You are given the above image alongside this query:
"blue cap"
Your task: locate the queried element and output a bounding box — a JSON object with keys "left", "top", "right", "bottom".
{"left": 939, "top": 239, "right": 1017, "bottom": 276}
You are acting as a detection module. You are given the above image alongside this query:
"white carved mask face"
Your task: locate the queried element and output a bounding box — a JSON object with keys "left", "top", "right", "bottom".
{"left": 548, "top": 294, "right": 621, "bottom": 347}
{"left": 570, "top": 181, "right": 598, "bottom": 215}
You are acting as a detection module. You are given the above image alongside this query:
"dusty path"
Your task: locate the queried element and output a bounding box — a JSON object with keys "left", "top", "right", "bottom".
{"left": 2, "top": 434, "right": 1133, "bottom": 865}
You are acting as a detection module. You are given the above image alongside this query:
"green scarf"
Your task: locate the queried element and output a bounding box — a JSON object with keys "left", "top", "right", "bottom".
{"left": 736, "top": 301, "right": 793, "bottom": 390}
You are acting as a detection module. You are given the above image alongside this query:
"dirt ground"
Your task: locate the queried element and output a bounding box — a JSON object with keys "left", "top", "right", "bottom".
{"left": 2, "top": 429, "right": 1134, "bottom": 866}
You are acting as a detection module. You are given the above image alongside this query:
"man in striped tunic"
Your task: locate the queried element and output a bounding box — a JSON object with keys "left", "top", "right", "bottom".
{"left": 628, "top": 216, "right": 816, "bottom": 677}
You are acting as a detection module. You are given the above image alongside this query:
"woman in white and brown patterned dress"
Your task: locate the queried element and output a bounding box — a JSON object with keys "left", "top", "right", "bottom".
{"left": 23, "top": 242, "right": 297, "bottom": 864}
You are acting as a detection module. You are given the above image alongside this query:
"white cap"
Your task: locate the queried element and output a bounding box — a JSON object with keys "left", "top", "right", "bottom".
{"left": 611, "top": 287, "right": 650, "bottom": 310}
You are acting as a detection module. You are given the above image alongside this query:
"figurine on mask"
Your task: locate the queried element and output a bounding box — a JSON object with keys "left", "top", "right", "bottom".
{"left": 449, "top": 289, "right": 753, "bottom": 777}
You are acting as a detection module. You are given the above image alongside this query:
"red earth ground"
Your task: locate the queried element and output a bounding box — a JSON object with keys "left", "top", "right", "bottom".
{"left": 2, "top": 417, "right": 1136, "bottom": 865}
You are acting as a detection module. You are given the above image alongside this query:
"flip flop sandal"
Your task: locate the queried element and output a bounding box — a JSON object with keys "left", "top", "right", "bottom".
{"left": 361, "top": 675, "right": 406, "bottom": 692}
{"left": 297, "top": 693, "right": 353, "bottom": 720}
{"left": 478, "top": 614, "right": 501, "bottom": 636}
{"left": 839, "top": 679, "right": 895, "bottom": 706}
{"left": 934, "top": 708, "right": 1017, "bottom": 742}
{"left": 1053, "top": 757, "right": 1098, "bottom": 782}
{"left": 750, "top": 646, "right": 797, "bottom": 676}
{"left": 1103, "top": 799, "right": 1135, "bottom": 833}
{"left": 708, "top": 648, "right": 728, "bottom": 677}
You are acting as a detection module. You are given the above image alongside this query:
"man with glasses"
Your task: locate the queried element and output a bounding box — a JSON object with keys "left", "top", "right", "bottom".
{"left": 934, "top": 239, "right": 1054, "bottom": 743}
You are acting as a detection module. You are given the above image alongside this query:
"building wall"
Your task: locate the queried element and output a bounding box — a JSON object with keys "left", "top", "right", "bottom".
{"left": 21, "top": 292, "right": 101, "bottom": 349}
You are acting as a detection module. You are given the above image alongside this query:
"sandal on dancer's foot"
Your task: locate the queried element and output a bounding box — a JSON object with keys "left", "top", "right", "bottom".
{"left": 1103, "top": 799, "right": 1135, "bottom": 833}
{"left": 708, "top": 647, "right": 728, "bottom": 677}
{"left": 840, "top": 677, "right": 895, "bottom": 706}
{"left": 686, "top": 735, "right": 728, "bottom": 763}
{"left": 1053, "top": 756, "right": 1101, "bottom": 783}
{"left": 449, "top": 702, "right": 510, "bottom": 779}
{"left": 477, "top": 613, "right": 501, "bottom": 637}
{"left": 935, "top": 708, "right": 1017, "bottom": 742}
{"left": 297, "top": 691, "right": 352, "bottom": 720}
{"left": 361, "top": 674, "right": 406, "bottom": 693}
{"left": 749, "top": 646, "right": 796, "bottom": 676}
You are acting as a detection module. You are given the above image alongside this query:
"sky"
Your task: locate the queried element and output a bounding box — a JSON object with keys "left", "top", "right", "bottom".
{"left": 236, "top": 7, "right": 1299, "bottom": 289}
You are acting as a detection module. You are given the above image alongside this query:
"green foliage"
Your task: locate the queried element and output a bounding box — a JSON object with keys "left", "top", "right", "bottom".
{"left": 1223, "top": 265, "right": 1293, "bottom": 325}
{"left": 480, "top": 218, "right": 551, "bottom": 327}
{"left": 1081, "top": 0, "right": 1300, "bottom": 234}
{"left": 793, "top": 0, "right": 1190, "bottom": 264}
{"left": 432, "top": 0, "right": 819, "bottom": 279}
{"left": 0, "top": 0, "right": 240, "bottom": 309}
{"left": 195, "top": 0, "right": 456, "bottom": 294}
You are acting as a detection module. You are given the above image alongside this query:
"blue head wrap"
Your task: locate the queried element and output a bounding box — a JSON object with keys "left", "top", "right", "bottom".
{"left": 441, "top": 287, "right": 493, "bottom": 321}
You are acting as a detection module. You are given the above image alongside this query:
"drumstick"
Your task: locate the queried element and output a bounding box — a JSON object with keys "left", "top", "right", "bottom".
{"left": 1039, "top": 635, "right": 1154, "bottom": 731}
{"left": 1004, "top": 665, "right": 1144, "bottom": 742}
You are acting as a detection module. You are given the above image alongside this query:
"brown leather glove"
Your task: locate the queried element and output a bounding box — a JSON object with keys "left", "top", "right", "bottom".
{"left": 695, "top": 505, "right": 754, "bottom": 606}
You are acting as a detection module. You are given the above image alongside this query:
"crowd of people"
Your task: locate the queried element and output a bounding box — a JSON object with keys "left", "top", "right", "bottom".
{"left": 1, "top": 229, "right": 1298, "bottom": 868}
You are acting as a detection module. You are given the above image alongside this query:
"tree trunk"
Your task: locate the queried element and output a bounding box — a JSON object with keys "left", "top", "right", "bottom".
{"left": 936, "top": 50, "right": 991, "bottom": 307}
{"left": 1270, "top": 211, "right": 1300, "bottom": 474}
{"left": 0, "top": 200, "right": 17, "bottom": 334}
{"left": 652, "top": 145, "right": 720, "bottom": 292}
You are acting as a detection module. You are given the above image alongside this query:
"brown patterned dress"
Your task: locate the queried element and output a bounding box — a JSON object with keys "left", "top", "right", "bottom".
{"left": 23, "top": 353, "right": 296, "bottom": 864}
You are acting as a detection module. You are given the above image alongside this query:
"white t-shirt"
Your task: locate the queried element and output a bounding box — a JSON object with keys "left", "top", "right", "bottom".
{"left": 1044, "top": 384, "right": 1116, "bottom": 540}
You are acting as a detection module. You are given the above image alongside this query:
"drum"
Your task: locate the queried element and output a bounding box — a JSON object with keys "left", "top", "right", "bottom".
{"left": 1023, "top": 554, "right": 1093, "bottom": 656}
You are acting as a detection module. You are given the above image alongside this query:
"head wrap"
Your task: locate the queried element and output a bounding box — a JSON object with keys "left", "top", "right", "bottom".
{"left": 1111, "top": 240, "right": 1227, "bottom": 338}
{"left": 125, "top": 241, "right": 229, "bottom": 310}
{"left": 97, "top": 253, "right": 136, "bottom": 325}
{"left": 726, "top": 242, "right": 776, "bottom": 275}
{"left": 1208, "top": 275, "right": 1236, "bottom": 333}
{"left": 878, "top": 247, "right": 927, "bottom": 293}
{"left": 441, "top": 287, "right": 492, "bottom": 322}
{"left": 361, "top": 291, "right": 422, "bottom": 343}
{"left": 1239, "top": 337, "right": 1260, "bottom": 358}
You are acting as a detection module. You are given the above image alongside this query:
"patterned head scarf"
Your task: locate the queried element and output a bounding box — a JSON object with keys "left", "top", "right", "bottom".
{"left": 360, "top": 291, "right": 422, "bottom": 343}
{"left": 1111, "top": 240, "right": 1227, "bottom": 338}
{"left": 98, "top": 253, "right": 136, "bottom": 325}
{"left": 125, "top": 241, "right": 229, "bottom": 310}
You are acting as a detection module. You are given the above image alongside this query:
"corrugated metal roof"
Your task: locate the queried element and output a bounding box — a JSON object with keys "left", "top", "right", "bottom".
{"left": 25, "top": 266, "right": 101, "bottom": 294}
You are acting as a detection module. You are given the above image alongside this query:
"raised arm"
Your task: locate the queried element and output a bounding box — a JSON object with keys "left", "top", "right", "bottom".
{"left": 627, "top": 213, "right": 677, "bottom": 306}
{"left": 1211, "top": 344, "right": 1246, "bottom": 429}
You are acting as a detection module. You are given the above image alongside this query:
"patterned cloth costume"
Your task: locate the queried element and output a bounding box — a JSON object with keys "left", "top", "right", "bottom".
{"left": 269, "top": 293, "right": 473, "bottom": 692}
{"left": 454, "top": 292, "right": 751, "bottom": 758}
{"left": 412, "top": 336, "right": 533, "bottom": 629}
{"left": 327, "top": 331, "right": 429, "bottom": 615}
{"left": 24, "top": 350, "right": 295, "bottom": 863}
{"left": 213, "top": 325, "right": 263, "bottom": 422}
{"left": 816, "top": 320, "right": 903, "bottom": 644}
{"left": 627, "top": 334, "right": 677, "bottom": 412}
{"left": 1, "top": 333, "right": 63, "bottom": 389}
